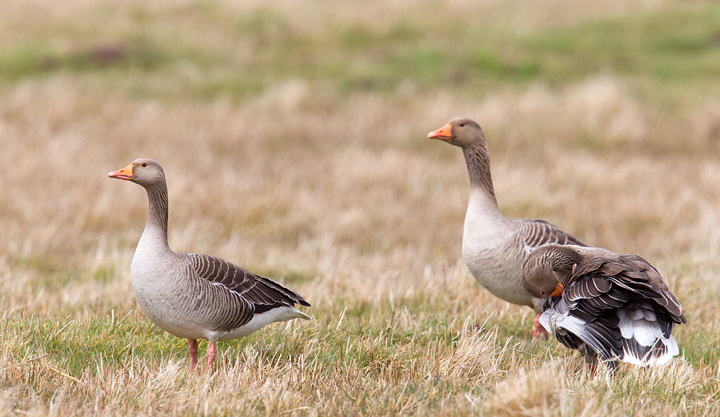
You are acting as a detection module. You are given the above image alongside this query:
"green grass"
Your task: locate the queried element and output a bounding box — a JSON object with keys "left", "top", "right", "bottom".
{"left": 522, "top": 6, "right": 720, "bottom": 85}
{"left": 3, "top": 2, "right": 720, "bottom": 101}
{"left": 2, "top": 288, "right": 718, "bottom": 414}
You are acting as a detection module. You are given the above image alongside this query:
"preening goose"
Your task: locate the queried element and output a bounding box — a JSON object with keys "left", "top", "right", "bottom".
{"left": 523, "top": 244, "right": 686, "bottom": 371}
{"left": 428, "top": 118, "right": 585, "bottom": 337}
{"left": 108, "top": 159, "right": 311, "bottom": 370}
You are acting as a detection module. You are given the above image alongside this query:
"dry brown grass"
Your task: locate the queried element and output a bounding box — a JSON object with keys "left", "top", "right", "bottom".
{"left": 2, "top": 0, "right": 720, "bottom": 415}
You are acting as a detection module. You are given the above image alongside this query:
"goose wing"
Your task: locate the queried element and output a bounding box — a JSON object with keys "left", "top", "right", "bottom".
{"left": 550, "top": 254, "right": 684, "bottom": 366}
{"left": 541, "top": 296, "right": 620, "bottom": 363}
{"left": 566, "top": 255, "right": 685, "bottom": 327}
{"left": 182, "top": 253, "right": 311, "bottom": 315}
{"left": 515, "top": 219, "right": 585, "bottom": 250}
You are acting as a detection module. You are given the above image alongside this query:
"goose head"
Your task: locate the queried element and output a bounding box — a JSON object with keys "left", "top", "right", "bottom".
{"left": 522, "top": 244, "right": 583, "bottom": 298}
{"left": 427, "top": 118, "right": 485, "bottom": 148}
{"left": 108, "top": 158, "right": 165, "bottom": 189}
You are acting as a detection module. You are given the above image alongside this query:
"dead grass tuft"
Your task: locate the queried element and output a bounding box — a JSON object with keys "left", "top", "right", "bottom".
{"left": 485, "top": 361, "right": 602, "bottom": 417}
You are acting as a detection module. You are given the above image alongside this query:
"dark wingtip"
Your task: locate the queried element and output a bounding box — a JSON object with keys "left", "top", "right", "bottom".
{"left": 298, "top": 299, "right": 311, "bottom": 307}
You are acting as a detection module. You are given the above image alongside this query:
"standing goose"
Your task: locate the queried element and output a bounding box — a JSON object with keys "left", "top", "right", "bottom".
{"left": 428, "top": 118, "right": 585, "bottom": 337}
{"left": 523, "top": 244, "right": 686, "bottom": 371}
{"left": 108, "top": 159, "right": 311, "bottom": 370}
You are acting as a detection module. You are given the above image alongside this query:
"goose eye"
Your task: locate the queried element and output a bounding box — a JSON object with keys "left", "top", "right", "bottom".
{"left": 539, "top": 290, "right": 546, "bottom": 296}
{"left": 141, "top": 162, "right": 147, "bottom": 167}
{"left": 458, "top": 122, "right": 465, "bottom": 127}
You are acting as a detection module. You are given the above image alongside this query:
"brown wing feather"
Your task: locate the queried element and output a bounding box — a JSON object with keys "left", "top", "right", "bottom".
{"left": 541, "top": 249, "right": 686, "bottom": 369}
{"left": 565, "top": 254, "right": 685, "bottom": 325}
{"left": 515, "top": 219, "right": 585, "bottom": 250}
{"left": 183, "top": 253, "right": 311, "bottom": 314}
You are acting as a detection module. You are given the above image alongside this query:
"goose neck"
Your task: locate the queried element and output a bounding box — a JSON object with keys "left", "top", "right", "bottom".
{"left": 463, "top": 142, "right": 497, "bottom": 204}
{"left": 141, "top": 182, "right": 171, "bottom": 251}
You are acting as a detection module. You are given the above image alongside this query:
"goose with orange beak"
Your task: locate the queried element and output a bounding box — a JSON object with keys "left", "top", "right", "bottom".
{"left": 108, "top": 159, "right": 311, "bottom": 371}
{"left": 523, "top": 244, "right": 686, "bottom": 372}
{"left": 427, "top": 118, "right": 586, "bottom": 338}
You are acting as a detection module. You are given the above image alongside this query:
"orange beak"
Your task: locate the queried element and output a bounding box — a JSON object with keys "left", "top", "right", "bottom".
{"left": 108, "top": 163, "right": 134, "bottom": 181}
{"left": 427, "top": 123, "right": 453, "bottom": 140}
{"left": 550, "top": 283, "right": 565, "bottom": 298}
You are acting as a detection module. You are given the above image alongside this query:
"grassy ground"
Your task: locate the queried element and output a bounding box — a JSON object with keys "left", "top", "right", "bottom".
{"left": 2, "top": 0, "right": 720, "bottom": 415}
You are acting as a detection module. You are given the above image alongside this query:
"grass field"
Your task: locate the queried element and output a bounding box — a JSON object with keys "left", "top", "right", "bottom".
{"left": 2, "top": 0, "right": 720, "bottom": 415}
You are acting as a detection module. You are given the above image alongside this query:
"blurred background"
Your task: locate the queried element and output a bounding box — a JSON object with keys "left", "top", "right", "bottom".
{"left": 1, "top": 0, "right": 720, "bottom": 412}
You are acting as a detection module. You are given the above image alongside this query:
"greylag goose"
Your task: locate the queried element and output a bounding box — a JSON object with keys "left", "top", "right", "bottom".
{"left": 108, "top": 159, "right": 311, "bottom": 370}
{"left": 428, "top": 118, "right": 585, "bottom": 337}
{"left": 523, "top": 244, "right": 686, "bottom": 371}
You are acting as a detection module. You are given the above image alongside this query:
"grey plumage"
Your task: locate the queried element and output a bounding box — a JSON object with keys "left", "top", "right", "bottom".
{"left": 515, "top": 219, "right": 585, "bottom": 249}
{"left": 182, "top": 252, "right": 310, "bottom": 327}
{"left": 428, "top": 119, "right": 584, "bottom": 337}
{"left": 108, "top": 158, "right": 311, "bottom": 370}
{"left": 523, "top": 244, "right": 686, "bottom": 371}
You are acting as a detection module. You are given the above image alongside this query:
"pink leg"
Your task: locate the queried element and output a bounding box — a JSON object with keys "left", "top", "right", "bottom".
{"left": 532, "top": 314, "right": 549, "bottom": 339}
{"left": 188, "top": 339, "right": 199, "bottom": 371}
{"left": 206, "top": 341, "right": 217, "bottom": 369}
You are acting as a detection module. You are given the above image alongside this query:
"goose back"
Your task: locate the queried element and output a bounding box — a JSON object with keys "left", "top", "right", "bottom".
{"left": 540, "top": 252, "right": 685, "bottom": 368}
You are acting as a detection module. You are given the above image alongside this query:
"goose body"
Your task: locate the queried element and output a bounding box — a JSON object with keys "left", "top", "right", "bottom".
{"left": 523, "top": 244, "right": 686, "bottom": 371}
{"left": 428, "top": 118, "right": 584, "bottom": 335}
{"left": 109, "top": 159, "right": 310, "bottom": 370}
{"left": 131, "top": 251, "right": 309, "bottom": 342}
